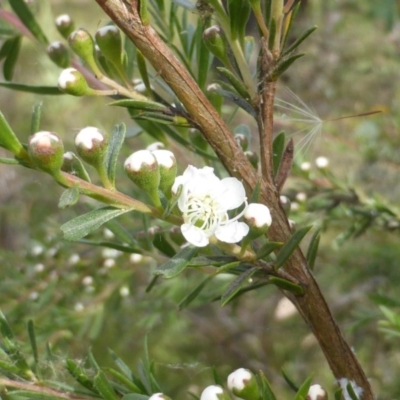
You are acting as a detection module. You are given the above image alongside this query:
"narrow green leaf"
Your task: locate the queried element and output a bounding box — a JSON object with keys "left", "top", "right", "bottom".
{"left": 58, "top": 187, "right": 80, "bottom": 209}
{"left": 306, "top": 229, "right": 320, "bottom": 270}
{"left": 272, "top": 131, "right": 285, "bottom": 177}
{"left": 27, "top": 320, "right": 38, "bottom": 366}
{"left": 281, "top": 369, "right": 299, "bottom": 392}
{"left": 217, "top": 67, "right": 249, "bottom": 99}
{"left": 123, "top": 394, "right": 150, "bottom": 400}
{"left": 3, "top": 35, "right": 21, "bottom": 80}
{"left": 272, "top": 54, "right": 305, "bottom": 80}
{"left": 9, "top": 0, "right": 49, "bottom": 44}
{"left": 196, "top": 21, "right": 210, "bottom": 90}
{"left": 283, "top": 26, "right": 317, "bottom": 56}
{"left": 30, "top": 102, "right": 42, "bottom": 135}
{"left": 61, "top": 207, "right": 132, "bottom": 241}
{"left": 0, "top": 82, "right": 62, "bottom": 94}
{"left": 294, "top": 375, "right": 313, "bottom": 400}
{"left": 94, "top": 370, "right": 120, "bottom": 400}
{"left": 0, "top": 157, "right": 19, "bottom": 164}
{"left": 228, "top": 0, "right": 251, "bottom": 42}
{"left": 137, "top": 359, "right": 152, "bottom": 395}
{"left": 221, "top": 266, "right": 258, "bottom": 306}
{"left": 66, "top": 359, "right": 99, "bottom": 394}
{"left": 188, "top": 256, "right": 236, "bottom": 267}
{"left": 0, "top": 358, "right": 22, "bottom": 374}
{"left": 0, "top": 310, "right": 32, "bottom": 379}
{"left": 136, "top": 50, "right": 151, "bottom": 93}
{"left": 178, "top": 275, "right": 214, "bottom": 309}
{"left": 256, "top": 241, "right": 283, "bottom": 260}
{"left": 109, "top": 350, "right": 134, "bottom": 381}
{"left": 0, "top": 37, "right": 15, "bottom": 61}
{"left": 154, "top": 245, "right": 199, "bottom": 278}
{"left": 104, "top": 123, "right": 126, "bottom": 186}
{"left": 334, "top": 388, "right": 343, "bottom": 400}
{"left": 212, "top": 366, "right": 224, "bottom": 386}
{"left": 276, "top": 138, "right": 294, "bottom": 191}
{"left": 109, "top": 99, "right": 167, "bottom": 112}
{"left": 105, "top": 219, "right": 138, "bottom": 247}
{"left": 269, "top": 277, "right": 304, "bottom": 296}
{"left": 259, "top": 371, "right": 277, "bottom": 400}
{"left": 212, "top": 84, "right": 256, "bottom": 117}
{"left": 153, "top": 233, "right": 176, "bottom": 257}
{"left": 249, "top": 180, "right": 261, "bottom": 203}
{"left": 275, "top": 226, "right": 312, "bottom": 269}
{"left": 62, "top": 152, "right": 91, "bottom": 182}
{"left": 0, "top": 109, "right": 25, "bottom": 155}
{"left": 268, "top": 18, "right": 276, "bottom": 50}
{"left": 346, "top": 382, "right": 360, "bottom": 400}
{"left": 8, "top": 390, "right": 65, "bottom": 400}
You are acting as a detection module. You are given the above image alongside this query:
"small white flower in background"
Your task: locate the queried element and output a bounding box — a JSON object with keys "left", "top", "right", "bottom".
{"left": 74, "top": 302, "right": 84, "bottom": 312}
{"left": 31, "top": 245, "right": 44, "bottom": 256}
{"left": 68, "top": 253, "right": 80, "bottom": 265}
{"left": 146, "top": 142, "right": 165, "bottom": 151}
{"left": 296, "top": 192, "right": 307, "bottom": 202}
{"left": 103, "top": 228, "right": 115, "bottom": 239}
{"left": 290, "top": 202, "right": 299, "bottom": 212}
{"left": 29, "top": 292, "right": 39, "bottom": 301}
{"left": 315, "top": 156, "right": 329, "bottom": 169}
{"left": 119, "top": 286, "right": 130, "bottom": 297}
{"left": 300, "top": 161, "right": 311, "bottom": 171}
{"left": 55, "top": 14, "right": 72, "bottom": 26}
{"left": 103, "top": 259, "right": 116, "bottom": 269}
{"left": 307, "top": 384, "right": 328, "bottom": 400}
{"left": 101, "top": 248, "right": 121, "bottom": 259}
{"left": 82, "top": 276, "right": 93, "bottom": 286}
{"left": 33, "top": 263, "right": 45, "bottom": 273}
{"left": 130, "top": 253, "right": 143, "bottom": 264}
{"left": 227, "top": 368, "right": 260, "bottom": 400}
{"left": 172, "top": 166, "right": 249, "bottom": 247}
{"left": 200, "top": 385, "right": 226, "bottom": 400}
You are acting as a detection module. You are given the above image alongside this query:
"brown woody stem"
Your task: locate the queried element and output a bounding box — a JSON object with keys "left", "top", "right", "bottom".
{"left": 94, "top": 0, "right": 374, "bottom": 397}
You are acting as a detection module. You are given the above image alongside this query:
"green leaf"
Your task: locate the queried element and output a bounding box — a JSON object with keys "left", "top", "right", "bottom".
{"left": 275, "top": 226, "right": 312, "bottom": 269}
{"left": 196, "top": 21, "right": 210, "bottom": 90}
{"left": 249, "top": 180, "right": 261, "bottom": 203}
{"left": 3, "top": 35, "right": 21, "bottom": 81}
{"left": 154, "top": 245, "right": 199, "bottom": 278}
{"left": 8, "top": 390, "right": 66, "bottom": 400}
{"left": 61, "top": 207, "right": 132, "bottom": 241}
{"left": 109, "top": 99, "right": 167, "bottom": 112}
{"left": 256, "top": 241, "right": 283, "bottom": 260}
{"left": 94, "top": 370, "right": 120, "bottom": 400}
{"left": 212, "top": 84, "right": 256, "bottom": 117}
{"left": 217, "top": 67, "right": 249, "bottom": 99}
{"left": 9, "top": 0, "right": 49, "bottom": 44}
{"left": 221, "top": 266, "right": 258, "bottom": 306}
{"left": 259, "top": 371, "right": 277, "bottom": 400}
{"left": 62, "top": 152, "right": 91, "bottom": 182}
{"left": 0, "top": 81, "right": 62, "bottom": 94}
{"left": 105, "top": 123, "right": 126, "bottom": 187}
{"left": 228, "top": 0, "right": 251, "bottom": 42}
{"left": 0, "top": 109, "right": 25, "bottom": 156}
{"left": 283, "top": 26, "right": 317, "bottom": 56}
{"left": 334, "top": 388, "right": 343, "bottom": 400}
{"left": 281, "top": 369, "right": 299, "bottom": 392}
{"left": 306, "top": 229, "right": 320, "bottom": 270}
{"left": 272, "top": 131, "right": 285, "bottom": 177}
{"left": 269, "top": 277, "right": 304, "bottom": 296}
{"left": 105, "top": 219, "right": 139, "bottom": 247}
{"left": 0, "top": 156, "right": 19, "bottom": 164}
{"left": 178, "top": 275, "right": 214, "bottom": 309}
{"left": 136, "top": 50, "right": 152, "bottom": 93}
{"left": 0, "top": 310, "right": 32, "bottom": 379}
{"left": 30, "top": 102, "right": 42, "bottom": 135}
{"left": 58, "top": 186, "right": 80, "bottom": 209}
{"left": 153, "top": 233, "right": 176, "bottom": 257}
{"left": 0, "top": 37, "right": 15, "bottom": 62}
{"left": 27, "top": 320, "right": 38, "bottom": 366}
{"left": 294, "top": 375, "right": 313, "bottom": 400}
{"left": 272, "top": 54, "right": 305, "bottom": 80}
{"left": 346, "top": 382, "right": 360, "bottom": 400}
{"left": 187, "top": 256, "right": 237, "bottom": 267}
{"left": 66, "top": 359, "right": 99, "bottom": 394}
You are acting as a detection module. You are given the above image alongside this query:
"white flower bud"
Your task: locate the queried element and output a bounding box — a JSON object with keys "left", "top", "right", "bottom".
{"left": 227, "top": 369, "right": 260, "bottom": 400}
{"left": 300, "top": 161, "right": 311, "bottom": 171}
{"left": 244, "top": 203, "right": 272, "bottom": 228}
{"left": 75, "top": 126, "right": 107, "bottom": 168}
{"left": 148, "top": 394, "right": 171, "bottom": 400}
{"left": 315, "top": 156, "right": 329, "bottom": 169}
{"left": 146, "top": 142, "right": 165, "bottom": 151}
{"left": 58, "top": 68, "right": 90, "bottom": 96}
{"left": 307, "top": 384, "right": 328, "bottom": 400}
{"left": 295, "top": 192, "right": 307, "bottom": 202}
{"left": 200, "top": 385, "right": 226, "bottom": 400}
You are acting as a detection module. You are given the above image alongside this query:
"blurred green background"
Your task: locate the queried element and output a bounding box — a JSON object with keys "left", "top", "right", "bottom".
{"left": 1, "top": 0, "right": 400, "bottom": 397}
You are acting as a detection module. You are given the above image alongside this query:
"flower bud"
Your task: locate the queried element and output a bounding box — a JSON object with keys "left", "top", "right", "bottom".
{"left": 47, "top": 41, "right": 70, "bottom": 68}
{"left": 279, "top": 195, "right": 290, "bottom": 212}
{"left": 28, "top": 131, "right": 64, "bottom": 174}
{"left": 243, "top": 203, "right": 272, "bottom": 239}
{"left": 58, "top": 68, "right": 91, "bottom": 96}
{"left": 75, "top": 127, "right": 107, "bottom": 168}
{"left": 68, "top": 29, "right": 101, "bottom": 76}
{"left": 148, "top": 393, "right": 172, "bottom": 400}
{"left": 152, "top": 150, "right": 177, "bottom": 197}
{"left": 307, "top": 384, "right": 328, "bottom": 400}
{"left": 244, "top": 150, "right": 258, "bottom": 169}
{"left": 234, "top": 133, "right": 248, "bottom": 151}
{"left": 300, "top": 161, "right": 311, "bottom": 172}
{"left": 55, "top": 14, "right": 75, "bottom": 39}
{"left": 227, "top": 368, "right": 260, "bottom": 400}
{"left": 203, "top": 26, "right": 230, "bottom": 66}
{"left": 124, "top": 150, "right": 161, "bottom": 206}
{"left": 315, "top": 156, "right": 329, "bottom": 169}
{"left": 200, "top": 385, "right": 229, "bottom": 400}
{"left": 95, "top": 25, "right": 123, "bottom": 68}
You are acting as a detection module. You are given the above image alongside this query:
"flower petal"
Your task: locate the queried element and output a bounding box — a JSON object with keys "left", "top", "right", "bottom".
{"left": 215, "top": 221, "right": 249, "bottom": 243}
{"left": 216, "top": 177, "right": 246, "bottom": 210}
{"left": 181, "top": 224, "right": 209, "bottom": 247}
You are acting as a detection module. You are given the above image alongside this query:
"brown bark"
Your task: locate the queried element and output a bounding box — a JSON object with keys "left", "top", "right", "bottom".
{"left": 94, "top": 1, "right": 374, "bottom": 397}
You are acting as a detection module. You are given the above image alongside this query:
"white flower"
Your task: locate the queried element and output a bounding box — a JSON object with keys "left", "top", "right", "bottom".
{"left": 200, "top": 385, "right": 224, "bottom": 400}
{"left": 227, "top": 368, "right": 252, "bottom": 392}
{"left": 124, "top": 150, "right": 157, "bottom": 171}
{"left": 75, "top": 127, "right": 104, "bottom": 150}
{"left": 307, "top": 384, "right": 327, "bottom": 400}
{"left": 152, "top": 150, "right": 175, "bottom": 169}
{"left": 55, "top": 14, "right": 72, "bottom": 26}
{"left": 315, "top": 156, "right": 329, "bottom": 169}
{"left": 172, "top": 166, "right": 249, "bottom": 247}
{"left": 300, "top": 161, "right": 311, "bottom": 171}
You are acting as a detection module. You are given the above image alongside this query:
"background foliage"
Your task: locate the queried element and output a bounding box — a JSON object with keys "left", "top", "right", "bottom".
{"left": 0, "top": 0, "right": 400, "bottom": 397}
